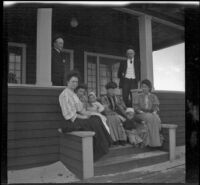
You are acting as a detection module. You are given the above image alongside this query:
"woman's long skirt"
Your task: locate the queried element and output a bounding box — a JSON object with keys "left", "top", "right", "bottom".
{"left": 106, "top": 114, "right": 127, "bottom": 142}
{"left": 135, "top": 113, "right": 162, "bottom": 147}
{"left": 61, "top": 115, "right": 112, "bottom": 161}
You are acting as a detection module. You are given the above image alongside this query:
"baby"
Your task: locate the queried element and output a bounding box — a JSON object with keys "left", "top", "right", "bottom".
{"left": 87, "top": 92, "right": 104, "bottom": 113}
{"left": 123, "top": 108, "right": 147, "bottom": 148}
{"left": 86, "top": 92, "right": 110, "bottom": 134}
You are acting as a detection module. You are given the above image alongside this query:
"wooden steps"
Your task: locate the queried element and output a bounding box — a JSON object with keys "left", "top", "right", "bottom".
{"left": 94, "top": 144, "right": 169, "bottom": 176}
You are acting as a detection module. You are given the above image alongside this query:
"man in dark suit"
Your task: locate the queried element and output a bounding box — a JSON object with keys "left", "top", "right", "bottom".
{"left": 118, "top": 47, "right": 140, "bottom": 107}
{"left": 51, "top": 35, "right": 66, "bottom": 86}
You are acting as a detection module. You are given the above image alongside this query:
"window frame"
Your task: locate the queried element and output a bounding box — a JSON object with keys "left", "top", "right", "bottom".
{"left": 84, "top": 51, "right": 126, "bottom": 96}
{"left": 62, "top": 48, "right": 74, "bottom": 71}
{"left": 8, "top": 42, "right": 27, "bottom": 84}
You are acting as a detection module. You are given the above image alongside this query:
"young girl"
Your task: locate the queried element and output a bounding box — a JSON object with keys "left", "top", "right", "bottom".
{"left": 123, "top": 108, "right": 148, "bottom": 148}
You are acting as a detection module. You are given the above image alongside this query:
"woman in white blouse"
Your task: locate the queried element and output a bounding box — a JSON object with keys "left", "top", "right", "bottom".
{"left": 58, "top": 70, "right": 112, "bottom": 161}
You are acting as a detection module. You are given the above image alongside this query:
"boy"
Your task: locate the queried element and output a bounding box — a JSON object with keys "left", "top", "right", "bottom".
{"left": 123, "top": 108, "right": 148, "bottom": 148}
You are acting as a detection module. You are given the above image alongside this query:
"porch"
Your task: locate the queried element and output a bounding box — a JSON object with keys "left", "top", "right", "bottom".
{"left": 8, "top": 145, "right": 185, "bottom": 183}
{"left": 6, "top": 3, "right": 186, "bottom": 183}
{"left": 7, "top": 85, "right": 185, "bottom": 181}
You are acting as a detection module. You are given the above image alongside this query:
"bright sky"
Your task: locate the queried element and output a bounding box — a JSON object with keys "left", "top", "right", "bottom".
{"left": 153, "top": 43, "right": 185, "bottom": 91}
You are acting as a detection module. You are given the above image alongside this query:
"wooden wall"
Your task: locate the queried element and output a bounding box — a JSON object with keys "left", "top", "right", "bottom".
{"left": 156, "top": 92, "right": 185, "bottom": 146}
{"left": 7, "top": 86, "right": 185, "bottom": 170}
{"left": 5, "top": 6, "right": 140, "bottom": 84}
{"left": 7, "top": 86, "right": 65, "bottom": 170}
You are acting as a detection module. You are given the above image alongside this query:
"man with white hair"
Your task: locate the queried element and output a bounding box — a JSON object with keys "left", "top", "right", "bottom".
{"left": 118, "top": 46, "right": 140, "bottom": 107}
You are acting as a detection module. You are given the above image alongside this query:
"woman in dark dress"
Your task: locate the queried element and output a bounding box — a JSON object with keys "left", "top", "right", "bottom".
{"left": 58, "top": 71, "right": 112, "bottom": 161}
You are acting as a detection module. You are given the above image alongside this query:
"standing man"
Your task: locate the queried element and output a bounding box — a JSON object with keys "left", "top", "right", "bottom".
{"left": 52, "top": 35, "right": 66, "bottom": 86}
{"left": 118, "top": 47, "right": 140, "bottom": 107}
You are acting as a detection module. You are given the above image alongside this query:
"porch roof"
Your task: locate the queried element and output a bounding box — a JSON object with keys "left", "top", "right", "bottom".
{"left": 5, "top": 3, "right": 190, "bottom": 51}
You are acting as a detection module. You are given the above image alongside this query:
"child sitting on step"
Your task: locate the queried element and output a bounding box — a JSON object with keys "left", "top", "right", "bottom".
{"left": 123, "top": 108, "right": 148, "bottom": 148}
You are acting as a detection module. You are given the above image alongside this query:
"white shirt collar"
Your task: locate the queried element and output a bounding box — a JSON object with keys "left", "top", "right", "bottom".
{"left": 127, "top": 58, "right": 134, "bottom": 63}
{"left": 54, "top": 48, "right": 61, "bottom": 53}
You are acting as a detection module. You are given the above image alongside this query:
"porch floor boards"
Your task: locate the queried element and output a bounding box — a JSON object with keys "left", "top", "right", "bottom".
{"left": 94, "top": 144, "right": 168, "bottom": 176}
{"left": 77, "top": 155, "right": 185, "bottom": 183}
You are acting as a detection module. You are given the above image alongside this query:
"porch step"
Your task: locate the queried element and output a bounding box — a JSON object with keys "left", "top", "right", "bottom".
{"left": 103, "top": 144, "right": 160, "bottom": 158}
{"left": 94, "top": 145, "right": 169, "bottom": 176}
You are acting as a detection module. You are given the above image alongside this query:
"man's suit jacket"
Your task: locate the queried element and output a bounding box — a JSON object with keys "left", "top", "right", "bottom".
{"left": 51, "top": 48, "right": 65, "bottom": 86}
{"left": 117, "top": 57, "right": 140, "bottom": 88}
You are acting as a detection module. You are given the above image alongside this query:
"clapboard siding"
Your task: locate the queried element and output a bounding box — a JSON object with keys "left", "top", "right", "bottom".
{"left": 8, "top": 137, "right": 59, "bottom": 149}
{"left": 60, "top": 133, "right": 86, "bottom": 179}
{"left": 8, "top": 104, "right": 61, "bottom": 113}
{"left": 8, "top": 113, "right": 64, "bottom": 122}
{"left": 8, "top": 87, "right": 64, "bottom": 96}
{"left": 60, "top": 147, "right": 83, "bottom": 161}
{"left": 7, "top": 87, "right": 64, "bottom": 170}
{"left": 156, "top": 92, "right": 185, "bottom": 147}
{"left": 60, "top": 138, "right": 83, "bottom": 152}
{"left": 8, "top": 129, "right": 59, "bottom": 140}
{"left": 8, "top": 121, "right": 65, "bottom": 131}
{"left": 8, "top": 145, "right": 59, "bottom": 157}
{"left": 60, "top": 154, "right": 83, "bottom": 178}
{"left": 8, "top": 154, "right": 58, "bottom": 169}
{"left": 8, "top": 95, "right": 59, "bottom": 104}
{"left": 7, "top": 87, "right": 185, "bottom": 170}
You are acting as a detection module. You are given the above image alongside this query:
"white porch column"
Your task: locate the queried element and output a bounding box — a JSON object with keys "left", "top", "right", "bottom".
{"left": 36, "top": 8, "right": 52, "bottom": 86}
{"left": 138, "top": 15, "right": 154, "bottom": 86}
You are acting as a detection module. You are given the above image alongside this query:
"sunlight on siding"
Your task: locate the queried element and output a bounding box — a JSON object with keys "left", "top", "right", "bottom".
{"left": 153, "top": 43, "right": 185, "bottom": 91}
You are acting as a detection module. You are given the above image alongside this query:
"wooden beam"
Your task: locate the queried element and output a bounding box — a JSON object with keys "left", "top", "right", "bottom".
{"left": 138, "top": 15, "right": 154, "bottom": 84}
{"left": 113, "top": 7, "right": 184, "bottom": 31}
{"left": 36, "top": 8, "right": 52, "bottom": 86}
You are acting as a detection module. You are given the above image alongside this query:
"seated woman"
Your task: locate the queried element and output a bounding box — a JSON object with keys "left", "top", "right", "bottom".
{"left": 75, "top": 83, "right": 88, "bottom": 110}
{"left": 101, "top": 82, "right": 127, "bottom": 146}
{"left": 75, "top": 85, "right": 110, "bottom": 134}
{"left": 58, "top": 71, "right": 112, "bottom": 161}
{"left": 133, "top": 79, "right": 163, "bottom": 147}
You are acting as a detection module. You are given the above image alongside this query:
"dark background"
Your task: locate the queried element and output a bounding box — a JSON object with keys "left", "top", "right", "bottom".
{"left": 185, "top": 7, "right": 200, "bottom": 183}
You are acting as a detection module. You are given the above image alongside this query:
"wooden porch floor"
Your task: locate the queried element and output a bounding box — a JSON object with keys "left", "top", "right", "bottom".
{"left": 76, "top": 153, "right": 185, "bottom": 183}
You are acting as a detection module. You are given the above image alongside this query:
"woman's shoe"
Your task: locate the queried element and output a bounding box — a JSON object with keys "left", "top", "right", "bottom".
{"left": 139, "top": 142, "right": 145, "bottom": 148}
{"left": 113, "top": 141, "right": 119, "bottom": 145}
{"left": 119, "top": 140, "right": 126, "bottom": 146}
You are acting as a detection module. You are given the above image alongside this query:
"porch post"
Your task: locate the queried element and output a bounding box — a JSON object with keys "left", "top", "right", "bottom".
{"left": 138, "top": 15, "right": 154, "bottom": 86}
{"left": 36, "top": 8, "right": 52, "bottom": 86}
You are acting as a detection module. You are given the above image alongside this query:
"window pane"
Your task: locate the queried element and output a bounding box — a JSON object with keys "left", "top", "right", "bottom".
{"left": 15, "top": 63, "right": 21, "bottom": 70}
{"left": 9, "top": 53, "right": 15, "bottom": 63}
{"left": 99, "top": 57, "right": 124, "bottom": 95}
{"left": 15, "top": 71, "right": 21, "bottom": 78}
{"left": 9, "top": 63, "right": 15, "bottom": 70}
{"left": 153, "top": 43, "right": 185, "bottom": 91}
{"left": 87, "top": 55, "right": 97, "bottom": 94}
{"left": 15, "top": 55, "right": 21, "bottom": 63}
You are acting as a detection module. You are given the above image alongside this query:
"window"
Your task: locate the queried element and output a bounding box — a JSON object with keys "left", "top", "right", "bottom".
{"left": 84, "top": 52, "right": 126, "bottom": 96}
{"left": 153, "top": 43, "right": 185, "bottom": 91}
{"left": 62, "top": 49, "right": 74, "bottom": 85}
{"left": 8, "top": 42, "right": 26, "bottom": 84}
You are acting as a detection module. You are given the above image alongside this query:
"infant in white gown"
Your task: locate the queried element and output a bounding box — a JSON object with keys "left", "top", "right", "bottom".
{"left": 86, "top": 92, "right": 110, "bottom": 134}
